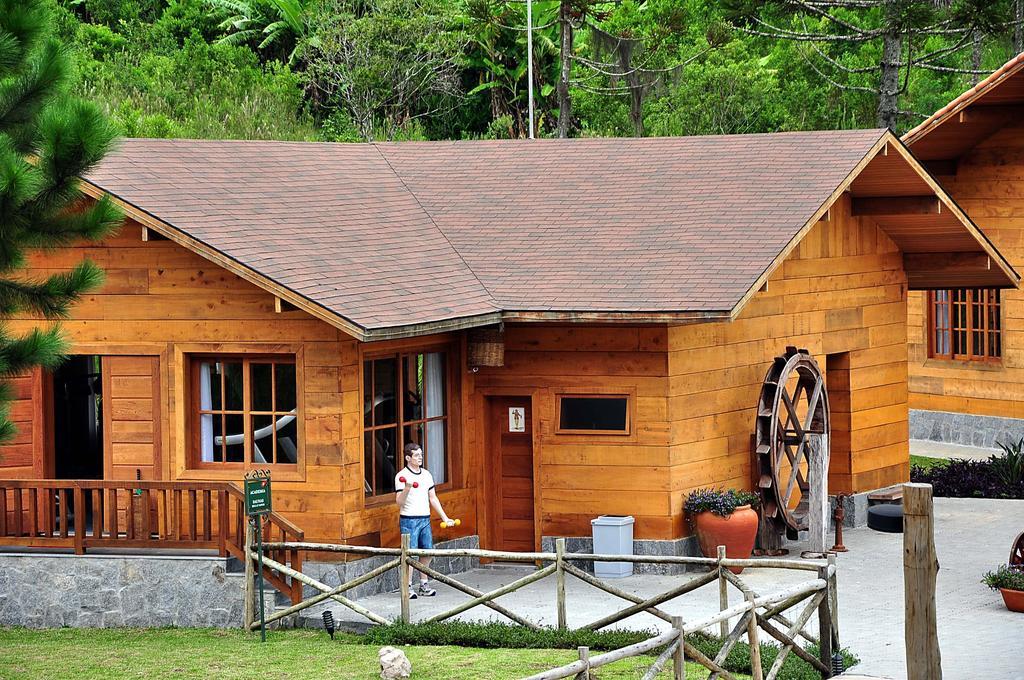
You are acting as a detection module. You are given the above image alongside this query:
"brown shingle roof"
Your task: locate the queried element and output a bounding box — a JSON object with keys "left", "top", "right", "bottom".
{"left": 86, "top": 130, "right": 895, "bottom": 336}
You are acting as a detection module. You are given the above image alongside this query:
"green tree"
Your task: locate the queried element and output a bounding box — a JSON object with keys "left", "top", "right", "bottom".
{"left": 206, "top": 0, "right": 314, "bottom": 64}
{"left": 724, "top": 0, "right": 1015, "bottom": 130}
{"left": 305, "top": 0, "right": 466, "bottom": 141}
{"left": 0, "top": 0, "right": 121, "bottom": 443}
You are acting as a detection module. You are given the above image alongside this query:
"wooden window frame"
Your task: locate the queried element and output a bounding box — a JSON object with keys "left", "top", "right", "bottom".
{"left": 555, "top": 393, "right": 632, "bottom": 436}
{"left": 188, "top": 354, "right": 300, "bottom": 471}
{"left": 927, "top": 288, "right": 1002, "bottom": 363}
{"left": 361, "top": 342, "right": 459, "bottom": 503}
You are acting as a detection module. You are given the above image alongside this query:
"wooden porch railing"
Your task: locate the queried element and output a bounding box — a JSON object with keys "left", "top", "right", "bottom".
{"left": 0, "top": 479, "right": 303, "bottom": 604}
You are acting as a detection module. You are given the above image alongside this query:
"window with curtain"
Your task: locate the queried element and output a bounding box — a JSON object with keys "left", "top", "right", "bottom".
{"left": 929, "top": 288, "right": 1001, "bottom": 361}
{"left": 192, "top": 356, "right": 298, "bottom": 466}
{"left": 363, "top": 350, "right": 448, "bottom": 497}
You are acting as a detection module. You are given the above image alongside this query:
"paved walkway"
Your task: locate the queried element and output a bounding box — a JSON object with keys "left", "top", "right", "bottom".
{"left": 910, "top": 439, "right": 998, "bottom": 461}
{"left": 312, "top": 498, "right": 1023, "bottom": 679}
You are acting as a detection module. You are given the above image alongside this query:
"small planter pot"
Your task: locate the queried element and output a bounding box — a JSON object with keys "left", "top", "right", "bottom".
{"left": 999, "top": 587, "right": 1024, "bottom": 613}
{"left": 694, "top": 505, "right": 759, "bottom": 574}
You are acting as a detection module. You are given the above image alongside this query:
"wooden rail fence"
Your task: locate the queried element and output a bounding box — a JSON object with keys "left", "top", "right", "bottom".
{"left": 0, "top": 479, "right": 304, "bottom": 604}
{"left": 248, "top": 537, "right": 841, "bottom": 679}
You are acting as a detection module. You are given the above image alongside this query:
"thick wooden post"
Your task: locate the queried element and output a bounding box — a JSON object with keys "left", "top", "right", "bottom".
{"left": 904, "top": 483, "right": 941, "bottom": 680}
{"left": 807, "top": 435, "right": 829, "bottom": 555}
{"left": 400, "top": 533, "right": 411, "bottom": 624}
{"left": 717, "top": 545, "right": 728, "bottom": 638}
{"left": 243, "top": 520, "right": 255, "bottom": 631}
{"left": 574, "top": 646, "right": 590, "bottom": 680}
{"left": 745, "top": 592, "right": 764, "bottom": 680}
{"left": 672, "top": 615, "right": 686, "bottom": 680}
{"left": 556, "top": 538, "right": 567, "bottom": 630}
{"left": 817, "top": 564, "right": 834, "bottom": 677}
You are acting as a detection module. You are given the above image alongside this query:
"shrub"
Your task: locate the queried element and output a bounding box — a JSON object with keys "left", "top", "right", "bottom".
{"left": 362, "top": 621, "right": 858, "bottom": 680}
{"left": 684, "top": 488, "right": 761, "bottom": 517}
{"left": 362, "top": 620, "right": 655, "bottom": 651}
{"left": 911, "top": 439, "right": 1024, "bottom": 500}
{"left": 992, "top": 437, "right": 1024, "bottom": 488}
{"left": 982, "top": 565, "right": 1024, "bottom": 592}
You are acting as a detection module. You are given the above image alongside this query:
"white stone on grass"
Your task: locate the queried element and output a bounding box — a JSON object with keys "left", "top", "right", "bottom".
{"left": 378, "top": 646, "right": 412, "bottom": 679}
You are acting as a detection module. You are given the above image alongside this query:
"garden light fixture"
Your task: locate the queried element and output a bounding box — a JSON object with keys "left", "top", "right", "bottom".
{"left": 322, "top": 610, "right": 335, "bottom": 640}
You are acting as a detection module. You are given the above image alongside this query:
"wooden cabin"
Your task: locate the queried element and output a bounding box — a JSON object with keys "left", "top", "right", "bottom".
{"left": 0, "top": 130, "right": 1016, "bottom": 560}
{"left": 904, "top": 56, "right": 1024, "bottom": 446}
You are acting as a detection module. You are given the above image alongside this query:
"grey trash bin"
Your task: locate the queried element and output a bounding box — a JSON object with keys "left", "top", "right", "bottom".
{"left": 591, "top": 515, "right": 634, "bottom": 578}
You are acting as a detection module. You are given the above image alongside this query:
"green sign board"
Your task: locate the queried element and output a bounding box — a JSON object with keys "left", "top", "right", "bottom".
{"left": 244, "top": 474, "right": 272, "bottom": 516}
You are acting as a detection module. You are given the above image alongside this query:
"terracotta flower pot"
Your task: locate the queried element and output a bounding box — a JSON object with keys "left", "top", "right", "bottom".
{"left": 999, "top": 587, "right": 1024, "bottom": 613}
{"left": 694, "top": 505, "right": 759, "bottom": 574}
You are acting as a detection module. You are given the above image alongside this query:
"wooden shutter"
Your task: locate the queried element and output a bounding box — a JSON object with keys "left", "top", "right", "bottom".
{"left": 103, "top": 356, "right": 162, "bottom": 480}
{"left": 0, "top": 369, "right": 44, "bottom": 478}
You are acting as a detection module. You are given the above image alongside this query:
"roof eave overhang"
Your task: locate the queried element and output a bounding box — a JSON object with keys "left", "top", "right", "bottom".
{"left": 81, "top": 179, "right": 389, "bottom": 341}
{"left": 886, "top": 135, "right": 1020, "bottom": 289}
{"left": 727, "top": 130, "right": 1020, "bottom": 322}
{"left": 902, "top": 55, "right": 1024, "bottom": 147}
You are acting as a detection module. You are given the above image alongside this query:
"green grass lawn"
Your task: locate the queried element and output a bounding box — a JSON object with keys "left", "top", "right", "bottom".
{"left": 909, "top": 455, "right": 952, "bottom": 471}
{"left": 0, "top": 628, "right": 744, "bottom": 679}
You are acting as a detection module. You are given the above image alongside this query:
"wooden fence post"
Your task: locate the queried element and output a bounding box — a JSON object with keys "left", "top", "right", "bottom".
{"left": 243, "top": 520, "right": 255, "bottom": 631}
{"left": 745, "top": 591, "right": 764, "bottom": 680}
{"left": 904, "top": 483, "right": 941, "bottom": 680}
{"left": 574, "top": 646, "right": 590, "bottom": 680}
{"left": 400, "top": 533, "right": 411, "bottom": 624}
{"left": 817, "top": 563, "right": 833, "bottom": 677}
{"left": 827, "top": 553, "right": 840, "bottom": 655}
{"left": 556, "top": 538, "right": 567, "bottom": 631}
{"left": 717, "top": 545, "right": 728, "bottom": 638}
{"left": 671, "top": 615, "right": 686, "bottom": 680}
{"left": 73, "top": 486, "right": 85, "bottom": 555}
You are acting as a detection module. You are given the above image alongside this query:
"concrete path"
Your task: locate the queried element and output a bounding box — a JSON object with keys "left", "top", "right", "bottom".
{"left": 910, "top": 439, "right": 998, "bottom": 461}
{"left": 311, "top": 498, "right": 1023, "bottom": 679}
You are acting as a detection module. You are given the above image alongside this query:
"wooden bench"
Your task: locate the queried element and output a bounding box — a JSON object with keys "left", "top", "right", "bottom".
{"left": 867, "top": 485, "right": 903, "bottom": 504}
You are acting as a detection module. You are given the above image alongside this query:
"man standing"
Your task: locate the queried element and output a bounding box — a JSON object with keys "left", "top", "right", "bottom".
{"left": 396, "top": 442, "right": 452, "bottom": 598}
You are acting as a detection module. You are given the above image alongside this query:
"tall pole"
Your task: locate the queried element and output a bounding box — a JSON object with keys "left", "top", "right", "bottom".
{"left": 527, "top": 0, "right": 535, "bottom": 139}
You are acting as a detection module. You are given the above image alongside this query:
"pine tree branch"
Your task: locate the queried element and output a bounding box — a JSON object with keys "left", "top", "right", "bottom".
{"left": 0, "top": 261, "right": 104, "bottom": 318}
{"left": 798, "top": 48, "right": 878, "bottom": 93}
{"left": 0, "top": 325, "right": 68, "bottom": 376}
{"left": 19, "top": 195, "right": 121, "bottom": 250}
{"left": 736, "top": 17, "right": 875, "bottom": 43}
{"left": 787, "top": 0, "right": 880, "bottom": 38}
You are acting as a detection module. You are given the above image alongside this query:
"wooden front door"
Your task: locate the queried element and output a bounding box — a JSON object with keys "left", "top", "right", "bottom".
{"left": 487, "top": 396, "right": 535, "bottom": 553}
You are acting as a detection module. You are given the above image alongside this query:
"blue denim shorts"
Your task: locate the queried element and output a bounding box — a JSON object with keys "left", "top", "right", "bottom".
{"left": 399, "top": 516, "right": 433, "bottom": 549}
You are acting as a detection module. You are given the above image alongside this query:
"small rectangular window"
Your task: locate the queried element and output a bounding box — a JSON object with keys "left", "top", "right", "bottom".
{"left": 928, "top": 288, "right": 1001, "bottom": 361}
{"left": 557, "top": 395, "right": 630, "bottom": 434}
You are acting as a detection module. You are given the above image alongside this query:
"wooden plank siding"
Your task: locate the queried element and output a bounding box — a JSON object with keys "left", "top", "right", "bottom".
{"left": 469, "top": 325, "right": 671, "bottom": 542}
{"left": 908, "top": 122, "right": 1024, "bottom": 419}
{"left": 1, "top": 222, "right": 353, "bottom": 544}
{"left": 0, "top": 194, "right": 914, "bottom": 547}
{"left": 669, "top": 194, "right": 909, "bottom": 512}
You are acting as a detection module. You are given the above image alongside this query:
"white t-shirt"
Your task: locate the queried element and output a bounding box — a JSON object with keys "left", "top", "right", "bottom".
{"left": 396, "top": 466, "right": 434, "bottom": 517}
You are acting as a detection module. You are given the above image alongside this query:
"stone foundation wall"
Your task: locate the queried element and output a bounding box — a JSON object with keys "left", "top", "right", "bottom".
{"left": 301, "top": 535, "right": 480, "bottom": 601}
{"left": 0, "top": 553, "right": 263, "bottom": 628}
{"left": 910, "top": 409, "right": 1024, "bottom": 449}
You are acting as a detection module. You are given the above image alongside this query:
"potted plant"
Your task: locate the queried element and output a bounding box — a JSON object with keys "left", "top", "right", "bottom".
{"left": 685, "top": 488, "right": 760, "bottom": 573}
{"left": 982, "top": 565, "right": 1024, "bottom": 613}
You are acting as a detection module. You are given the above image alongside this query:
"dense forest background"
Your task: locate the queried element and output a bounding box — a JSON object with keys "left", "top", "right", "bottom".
{"left": 55, "top": 0, "right": 1024, "bottom": 142}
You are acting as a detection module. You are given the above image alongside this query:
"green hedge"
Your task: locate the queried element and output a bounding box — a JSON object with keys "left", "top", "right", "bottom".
{"left": 362, "top": 621, "right": 858, "bottom": 679}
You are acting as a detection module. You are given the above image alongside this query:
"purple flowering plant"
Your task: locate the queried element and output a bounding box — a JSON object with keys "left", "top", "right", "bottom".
{"left": 684, "top": 488, "right": 760, "bottom": 517}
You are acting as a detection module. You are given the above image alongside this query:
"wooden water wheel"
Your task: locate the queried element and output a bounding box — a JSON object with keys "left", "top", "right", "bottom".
{"left": 754, "top": 346, "right": 830, "bottom": 542}
{"left": 1011, "top": 531, "right": 1024, "bottom": 569}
